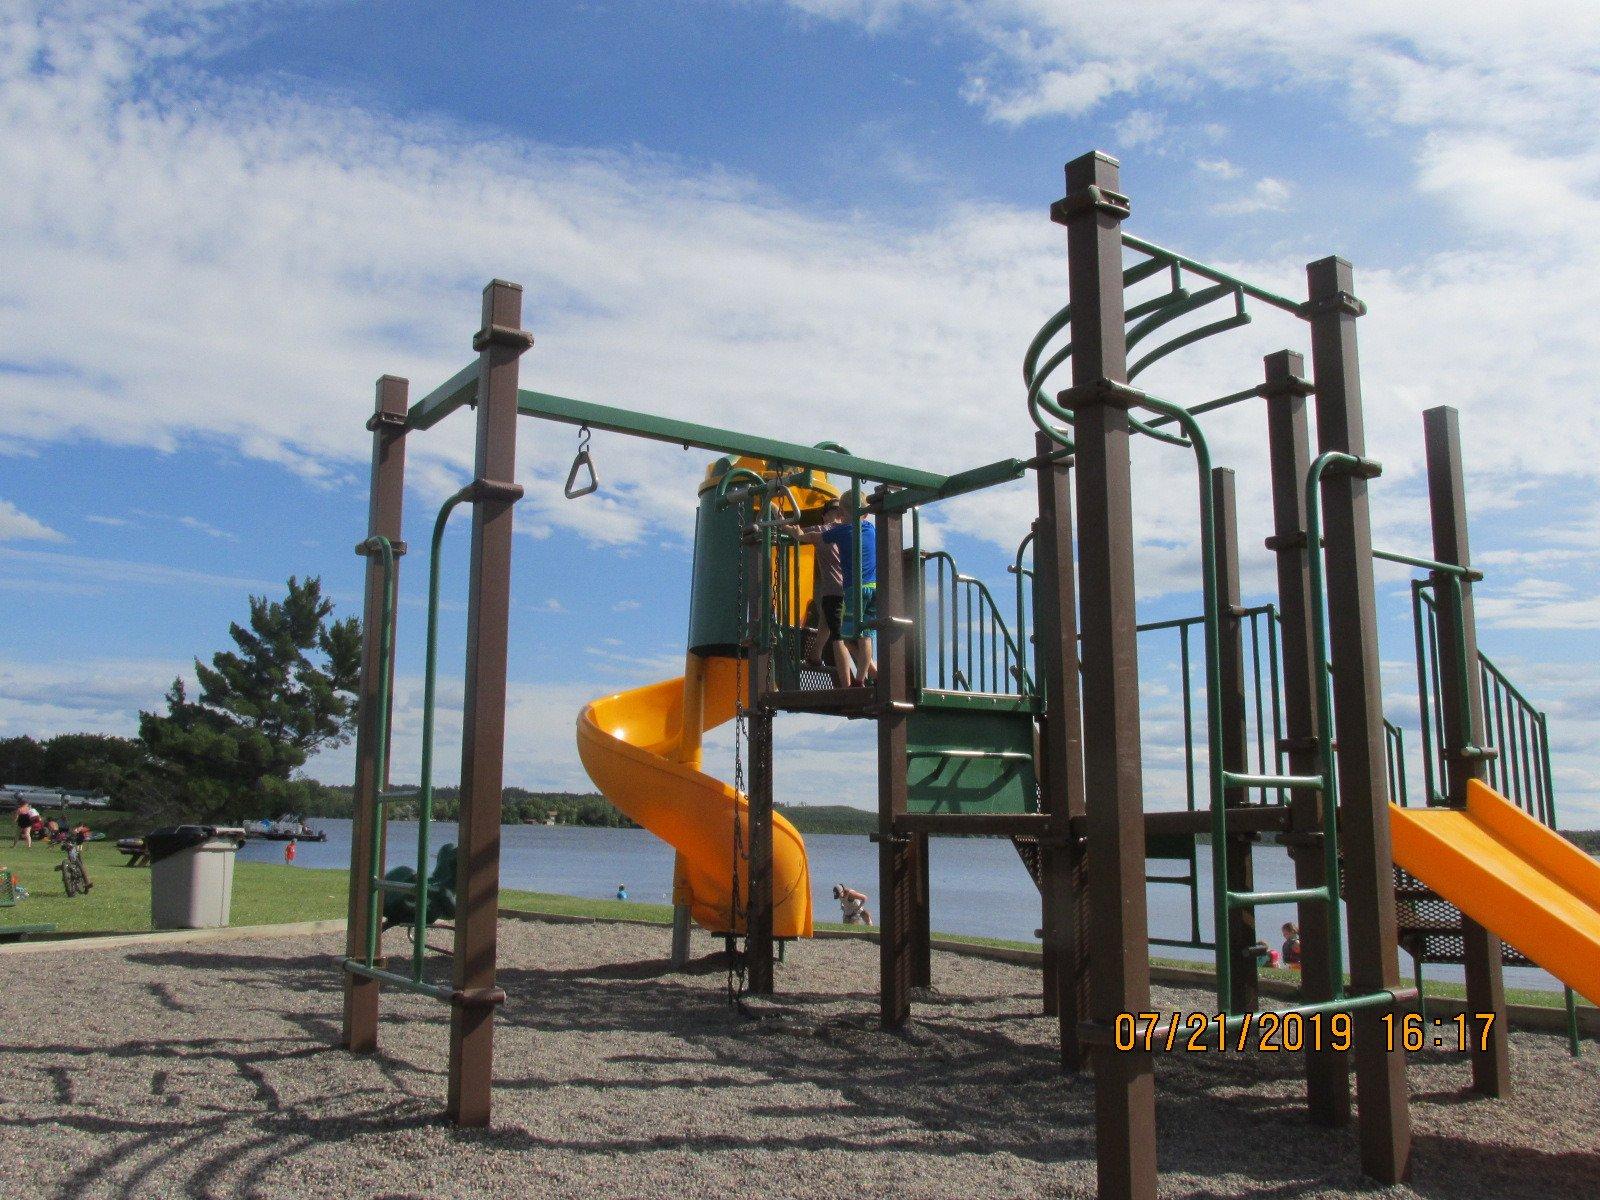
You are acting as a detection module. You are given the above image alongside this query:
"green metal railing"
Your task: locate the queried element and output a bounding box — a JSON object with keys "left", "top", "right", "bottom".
{"left": 911, "top": 518, "right": 1033, "bottom": 698}
{"left": 1384, "top": 720, "right": 1410, "bottom": 808}
{"left": 1409, "top": 582, "right": 1557, "bottom": 822}
{"left": 714, "top": 466, "right": 808, "bottom": 688}
{"left": 1023, "top": 352, "right": 1374, "bottom": 1013}
{"left": 1022, "top": 236, "right": 1284, "bottom": 453}
{"left": 1402, "top": 576, "right": 1578, "bottom": 1052}
{"left": 342, "top": 486, "right": 476, "bottom": 1003}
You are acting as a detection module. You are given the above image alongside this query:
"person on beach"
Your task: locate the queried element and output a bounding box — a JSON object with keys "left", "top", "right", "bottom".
{"left": 833, "top": 883, "right": 872, "bottom": 926}
{"left": 1281, "top": 921, "right": 1302, "bottom": 968}
{"left": 284, "top": 839, "right": 297, "bottom": 864}
{"left": 616, "top": 884, "right": 628, "bottom": 901}
{"left": 12, "top": 801, "right": 38, "bottom": 848}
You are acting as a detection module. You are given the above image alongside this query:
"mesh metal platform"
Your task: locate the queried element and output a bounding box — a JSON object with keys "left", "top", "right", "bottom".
{"left": 1392, "top": 866, "right": 1534, "bottom": 967}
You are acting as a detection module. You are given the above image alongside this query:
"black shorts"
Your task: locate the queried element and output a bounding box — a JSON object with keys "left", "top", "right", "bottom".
{"left": 820, "top": 594, "right": 843, "bottom": 639}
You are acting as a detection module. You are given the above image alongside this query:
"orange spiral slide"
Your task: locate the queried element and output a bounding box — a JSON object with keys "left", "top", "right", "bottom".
{"left": 576, "top": 653, "right": 813, "bottom": 937}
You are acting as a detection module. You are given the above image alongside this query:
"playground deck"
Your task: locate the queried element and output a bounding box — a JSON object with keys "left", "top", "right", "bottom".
{"left": 2, "top": 921, "right": 1593, "bottom": 1199}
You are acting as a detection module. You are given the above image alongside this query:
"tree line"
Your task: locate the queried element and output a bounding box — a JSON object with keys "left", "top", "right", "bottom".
{"left": 9, "top": 574, "right": 881, "bottom": 836}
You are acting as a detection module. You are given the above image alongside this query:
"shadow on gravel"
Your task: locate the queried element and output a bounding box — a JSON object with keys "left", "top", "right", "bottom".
{"left": 28, "top": 941, "right": 1589, "bottom": 1200}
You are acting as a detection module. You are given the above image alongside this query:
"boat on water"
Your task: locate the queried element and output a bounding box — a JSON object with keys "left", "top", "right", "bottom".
{"left": 248, "top": 815, "right": 328, "bottom": 843}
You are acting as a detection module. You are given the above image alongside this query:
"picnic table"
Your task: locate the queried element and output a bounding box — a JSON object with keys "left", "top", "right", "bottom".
{"left": 117, "top": 838, "right": 150, "bottom": 867}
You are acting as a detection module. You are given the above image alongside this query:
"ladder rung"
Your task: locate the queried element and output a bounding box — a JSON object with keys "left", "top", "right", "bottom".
{"left": 372, "top": 877, "right": 421, "bottom": 894}
{"left": 1226, "top": 885, "right": 1330, "bottom": 910}
{"left": 907, "top": 748, "right": 1033, "bottom": 762}
{"left": 377, "top": 789, "right": 420, "bottom": 803}
{"left": 1222, "top": 771, "right": 1322, "bottom": 790}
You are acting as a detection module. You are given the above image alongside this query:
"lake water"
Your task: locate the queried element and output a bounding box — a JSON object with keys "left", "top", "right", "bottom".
{"left": 245, "top": 818, "right": 1564, "bottom": 993}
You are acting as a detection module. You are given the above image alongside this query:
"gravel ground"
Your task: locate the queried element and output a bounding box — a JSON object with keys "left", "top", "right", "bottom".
{"left": 1, "top": 919, "right": 1595, "bottom": 1199}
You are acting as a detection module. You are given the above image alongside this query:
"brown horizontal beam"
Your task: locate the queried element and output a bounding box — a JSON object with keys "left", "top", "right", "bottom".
{"left": 893, "top": 812, "right": 1063, "bottom": 838}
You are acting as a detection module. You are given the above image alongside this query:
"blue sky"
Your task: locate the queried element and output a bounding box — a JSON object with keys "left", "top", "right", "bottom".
{"left": 3, "top": 1, "right": 1599, "bottom": 822}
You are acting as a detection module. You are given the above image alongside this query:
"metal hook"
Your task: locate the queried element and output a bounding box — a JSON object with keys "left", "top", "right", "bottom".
{"left": 564, "top": 424, "right": 598, "bottom": 499}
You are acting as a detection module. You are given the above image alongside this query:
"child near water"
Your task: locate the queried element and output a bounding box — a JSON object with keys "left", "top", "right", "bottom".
{"left": 832, "top": 883, "right": 873, "bottom": 926}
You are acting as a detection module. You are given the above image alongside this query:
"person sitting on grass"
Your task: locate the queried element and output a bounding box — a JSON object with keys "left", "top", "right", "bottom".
{"left": 1281, "top": 921, "right": 1302, "bottom": 968}
{"left": 833, "top": 883, "right": 873, "bottom": 926}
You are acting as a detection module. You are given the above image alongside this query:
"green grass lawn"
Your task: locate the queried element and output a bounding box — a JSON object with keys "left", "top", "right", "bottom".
{"left": 1, "top": 842, "right": 349, "bottom": 935}
{"left": 2, "top": 850, "right": 1588, "bottom": 1016}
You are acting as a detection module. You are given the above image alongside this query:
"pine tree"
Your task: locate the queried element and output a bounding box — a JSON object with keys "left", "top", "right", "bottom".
{"left": 139, "top": 577, "right": 360, "bottom": 822}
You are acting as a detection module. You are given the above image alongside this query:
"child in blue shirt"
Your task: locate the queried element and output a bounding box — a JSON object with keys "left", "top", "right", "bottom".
{"left": 821, "top": 492, "right": 877, "bottom": 686}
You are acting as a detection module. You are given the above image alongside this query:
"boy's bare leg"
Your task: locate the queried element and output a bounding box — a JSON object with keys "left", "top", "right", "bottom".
{"left": 829, "top": 638, "right": 857, "bottom": 687}
{"left": 853, "top": 637, "right": 876, "bottom": 683}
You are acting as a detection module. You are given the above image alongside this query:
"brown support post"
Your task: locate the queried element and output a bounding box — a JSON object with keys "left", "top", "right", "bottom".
{"left": 1305, "top": 257, "right": 1411, "bottom": 1183}
{"left": 875, "top": 502, "right": 914, "bottom": 1027}
{"left": 1213, "top": 467, "right": 1258, "bottom": 1014}
{"left": 737, "top": 527, "right": 776, "bottom": 994}
{"left": 1262, "top": 349, "right": 1351, "bottom": 1126}
{"left": 1033, "top": 433, "right": 1089, "bottom": 1067}
{"left": 746, "top": 591, "right": 775, "bottom": 993}
{"left": 342, "top": 374, "right": 409, "bottom": 1054}
{"left": 911, "top": 832, "right": 932, "bottom": 989}
{"left": 446, "top": 280, "right": 530, "bottom": 1127}
{"left": 1053, "top": 150, "right": 1156, "bottom": 1200}
{"left": 1423, "top": 405, "right": 1509, "bottom": 1095}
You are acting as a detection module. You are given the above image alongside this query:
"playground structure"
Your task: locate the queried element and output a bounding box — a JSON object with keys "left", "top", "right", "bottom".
{"left": 339, "top": 150, "right": 1599, "bottom": 1198}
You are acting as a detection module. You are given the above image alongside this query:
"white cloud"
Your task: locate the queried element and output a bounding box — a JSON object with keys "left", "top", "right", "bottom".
{"left": 177, "top": 515, "right": 237, "bottom": 541}
{"left": 788, "top": 2, "right": 1600, "bottom": 148}
{"left": 1112, "top": 108, "right": 1164, "bottom": 148}
{"left": 5, "top": 2, "right": 1599, "bottom": 819}
{"left": 0, "top": 545, "right": 275, "bottom": 593}
{"left": 0, "top": 499, "right": 65, "bottom": 543}
{"left": 0, "top": 657, "right": 192, "bottom": 740}
{"left": 85, "top": 514, "right": 131, "bottom": 527}
{"left": 1211, "top": 176, "right": 1291, "bottom": 215}
{"left": 1195, "top": 158, "right": 1239, "bottom": 179}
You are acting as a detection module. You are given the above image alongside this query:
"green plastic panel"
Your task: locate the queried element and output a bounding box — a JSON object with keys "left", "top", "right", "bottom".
{"left": 687, "top": 470, "right": 746, "bottom": 656}
{"left": 906, "top": 706, "right": 1036, "bottom": 815}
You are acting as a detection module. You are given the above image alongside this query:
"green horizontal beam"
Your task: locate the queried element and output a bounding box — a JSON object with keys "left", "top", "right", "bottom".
{"left": 1226, "top": 885, "right": 1330, "bottom": 910}
{"left": 1372, "top": 547, "right": 1474, "bottom": 578}
{"left": 406, "top": 361, "right": 480, "bottom": 431}
{"left": 1122, "top": 233, "right": 1304, "bottom": 317}
{"left": 915, "top": 689, "right": 1041, "bottom": 715}
{"left": 341, "top": 958, "right": 454, "bottom": 1002}
{"left": 515, "top": 388, "right": 947, "bottom": 489}
{"left": 1222, "top": 770, "right": 1323, "bottom": 791}
{"left": 880, "top": 456, "right": 1029, "bottom": 512}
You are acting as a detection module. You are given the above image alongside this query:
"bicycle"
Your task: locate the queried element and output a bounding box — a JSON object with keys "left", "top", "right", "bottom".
{"left": 55, "top": 838, "right": 91, "bottom": 897}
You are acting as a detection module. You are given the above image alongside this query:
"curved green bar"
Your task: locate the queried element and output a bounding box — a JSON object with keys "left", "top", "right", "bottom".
{"left": 413, "top": 485, "right": 474, "bottom": 980}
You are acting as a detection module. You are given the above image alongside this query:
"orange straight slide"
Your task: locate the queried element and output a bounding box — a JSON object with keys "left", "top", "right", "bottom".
{"left": 1389, "top": 779, "right": 1600, "bottom": 1006}
{"left": 576, "top": 654, "right": 813, "bottom": 938}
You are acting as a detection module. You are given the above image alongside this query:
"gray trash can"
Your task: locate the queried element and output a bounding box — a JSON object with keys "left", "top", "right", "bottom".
{"left": 147, "top": 826, "right": 242, "bottom": 929}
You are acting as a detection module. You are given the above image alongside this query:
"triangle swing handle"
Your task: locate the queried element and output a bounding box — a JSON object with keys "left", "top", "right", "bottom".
{"left": 564, "top": 424, "right": 598, "bottom": 499}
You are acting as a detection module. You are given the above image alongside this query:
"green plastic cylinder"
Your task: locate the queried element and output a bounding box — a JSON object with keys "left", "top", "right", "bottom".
{"left": 688, "top": 460, "right": 747, "bottom": 657}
